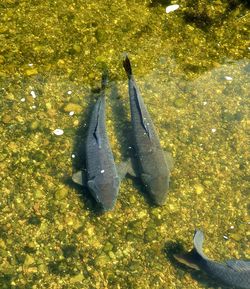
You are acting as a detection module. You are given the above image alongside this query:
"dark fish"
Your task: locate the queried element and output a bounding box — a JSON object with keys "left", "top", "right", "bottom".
{"left": 123, "top": 55, "right": 172, "bottom": 205}
{"left": 72, "top": 74, "right": 120, "bottom": 211}
{"left": 174, "top": 230, "right": 250, "bottom": 289}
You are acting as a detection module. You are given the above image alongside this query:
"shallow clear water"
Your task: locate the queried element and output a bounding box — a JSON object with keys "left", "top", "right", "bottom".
{"left": 0, "top": 0, "right": 249, "bottom": 288}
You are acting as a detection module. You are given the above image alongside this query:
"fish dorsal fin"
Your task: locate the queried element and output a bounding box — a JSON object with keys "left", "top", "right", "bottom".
{"left": 133, "top": 86, "right": 151, "bottom": 139}
{"left": 226, "top": 260, "right": 250, "bottom": 272}
{"left": 93, "top": 98, "right": 103, "bottom": 148}
{"left": 193, "top": 229, "right": 208, "bottom": 260}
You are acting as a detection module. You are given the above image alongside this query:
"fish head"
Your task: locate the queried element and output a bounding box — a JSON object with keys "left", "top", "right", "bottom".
{"left": 87, "top": 176, "right": 120, "bottom": 211}
{"left": 141, "top": 173, "right": 169, "bottom": 205}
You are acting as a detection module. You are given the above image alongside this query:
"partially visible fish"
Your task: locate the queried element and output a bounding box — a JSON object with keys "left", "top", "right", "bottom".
{"left": 123, "top": 55, "right": 172, "bottom": 205}
{"left": 72, "top": 73, "right": 120, "bottom": 211}
{"left": 174, "top": 230, "right": 250, "bottom": 289}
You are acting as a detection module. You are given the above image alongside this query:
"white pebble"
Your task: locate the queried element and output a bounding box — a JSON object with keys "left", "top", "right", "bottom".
{"left": 53, "top": 128, "right": 64, "bottom": 136}
{"left": 28, "top": 63, "right": 33, "bottom": 67}
{"left": 230, "top": 225, "right": 234, "bottom": 229}
{"left": 31, "top": 105, "right": 36, "bottom": 109}
{"left": 67, "top": 90, "right": 72, "bottom": 95}
{"left": 30, "top": 90, "right": 37, "bottom": 98}
{"left": 100, "top": 170, "right": 105, "bottom": 174}
{"left": 166, "top": 4, "right": 179, "bottom": 13}
{"left": 225, "top": 76, "right": 233, "bottom": 81}
{"left": 211, "top": 128, "right": 216, "bottom": 133}
{"left": 69, "top": 111, "right": 74, "bottom": 116}
{"left": 223, "top": 235, "right": 229, "bottom": 240}
{"left": 21, "top": 98, "right": 25, "bottom": 102}
{"left": 203, "top": 101, "right": 208, "bottom": 105}
{"left": 71, "top": 154, "right": 76, "bottom": 158}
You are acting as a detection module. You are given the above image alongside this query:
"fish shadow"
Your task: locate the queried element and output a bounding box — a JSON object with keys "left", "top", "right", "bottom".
{"left": 109, "top": 81, "right": 131, "bottom": 160}
{"left": 109, "top": 81, "right": 157, "bottom": 207}
{"left": 165, "top": 241, "right": 233, "bottom": 289}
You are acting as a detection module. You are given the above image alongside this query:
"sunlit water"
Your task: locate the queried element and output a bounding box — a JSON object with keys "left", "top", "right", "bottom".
{"left": 0, "top": 0, "right": 249, "bottom": 288}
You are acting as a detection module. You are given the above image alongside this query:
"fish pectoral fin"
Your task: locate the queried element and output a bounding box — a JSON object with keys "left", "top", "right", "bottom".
{"left": 141, "top": 173, "right": 153, "bottom": 184}
{"left": 72, "top": 170, "right": 86, "bottom": 186}
{"left": 117, "top": 158, "right": 137, "bottom": 179}
{"left": 174, "top": 249, "right": 202, "bottom": 270}
{"left": 164, "top": 151, "right": 174, "bottom": 171}
{"left": 226, "top": 260, "right": 250, "bottom": 272}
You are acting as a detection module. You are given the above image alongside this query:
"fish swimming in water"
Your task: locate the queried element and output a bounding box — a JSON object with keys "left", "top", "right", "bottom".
{"left": 174, "top": 229, "right": 250, "bottom": 289}
{"left": 72, "top": 73, "right": 120, "bottom": 211}
{"left": 123, "top": 55, "right": 172, "bottom": 205}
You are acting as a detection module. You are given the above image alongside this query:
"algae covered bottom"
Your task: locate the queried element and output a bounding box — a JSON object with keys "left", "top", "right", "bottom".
{"left": 0, "top": 0, "right": 249, "bottom": 288}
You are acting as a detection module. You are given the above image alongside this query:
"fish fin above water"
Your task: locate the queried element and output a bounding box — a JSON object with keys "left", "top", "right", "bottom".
{"left": 174, "top": 249, "right": 202, "bottom": 270}
{"left": 72, "top": 170, "right": 85, "bottom": 186}
{"left": 226, "top": 260, "right": 250, "bottom": 272}
{"left": 193, "top": 229, "right": 208, "bottom": 260}
{"left": 164, "top": 151, "right": 174, "bottom": 171}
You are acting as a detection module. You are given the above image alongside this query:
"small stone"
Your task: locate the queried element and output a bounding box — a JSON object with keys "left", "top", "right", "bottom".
{"left": 23, "top": 255, "right": 35, "bottom": 267}
{"left": 174, "top": 97, "right": 186, "bottom": 108}
{"left": 30, "top": 90, "right": 37, "bottom": 98}
{"left": 63, "top": 103, "right": 82, "bottom": 113}
{"left": 53, "top": 128, "right": 64, "bottom": 136}
{"left": 2, "top": 114, "right": 13, "bottom": 124}
{"left": 5, "top": 93, "right": 15, "bottom": 100}
{"left": 28, "top": 215, "right": 41, "bottom": 226}
{"left": 55, "top": 187, "right": 68, "bottom": 200}
{"left": 230, "top": 233, "right": 242, "bottom": 241}
{"left": 73, "top": 44, "right": 81, "bottom": 53}
{"left": 34, "top": 191, "right": 44, "bottom": 199}
{"left": 66, "top": 216, "right": 74, "bottom": 226}
{"left": 45, "top": 102, "right": 52, "bottom": 110}
{"left": 69, "top": 273, "right": 83, "bottom": 283}
{"left": 29, "top": 121, "right": 39, "bottom": 130}
{"left": 166, "top": 4, "right": 179, "bottom": 13}
{"left": 144, "top": 227, "right": 157, "bottom": 242}
{"left": 194, "top": 184, "right": 204, "bottom": 194}
{"left": 25, "top": 68, "right": 38, "bottom": 76}
{"left": 225, "top": 76, "right": 233, "bottom": 81}
{"left": 62, "top": 245, "right": 77, "bottom": 258}
{"left": 95, "top": 253, "right": 110, "bottom": 267}
{"left": 103, "top": 242, "right": 113, "bottom": 252}
{"left": 129, "top": 195, "right": 136, "bottom": 204}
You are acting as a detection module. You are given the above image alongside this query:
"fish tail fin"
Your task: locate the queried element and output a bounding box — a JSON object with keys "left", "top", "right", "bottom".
{"left": 174, "top": 229, "right": 207, "bottom": 270}
{"left": 193, "top": 229, "right": 207, "bottom": 259}
{"left": 123, "top": 53, "right": 133, "bottom": 78}
{"left": 174, "top": 249, "right": 202, "bottom": 270}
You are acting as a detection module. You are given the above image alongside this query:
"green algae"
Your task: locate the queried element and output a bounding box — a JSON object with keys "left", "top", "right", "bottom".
{"left": 0, "top": 0, "right": 249, "bottom": 288}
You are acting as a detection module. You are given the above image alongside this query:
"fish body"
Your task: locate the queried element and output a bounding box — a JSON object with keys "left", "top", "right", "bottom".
{"left": 123, "top": 56, "right": 171, "bottom": 205}
{"left": 174, "top": 230, "right": 250, "bottom": 289}
{"left": 73, "top": 75, "right": 120, "bottom": 211}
